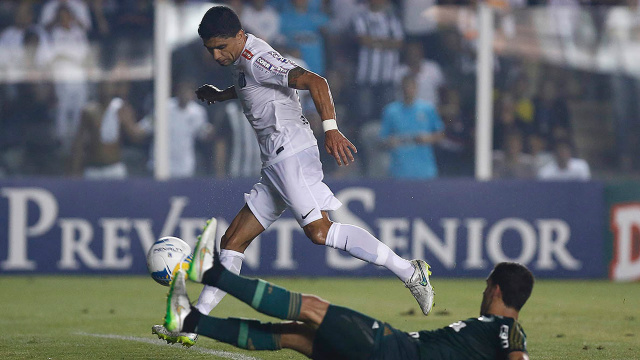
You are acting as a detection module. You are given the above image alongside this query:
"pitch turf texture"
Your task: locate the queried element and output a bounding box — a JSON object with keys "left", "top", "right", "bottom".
{"left": 1, "top": 276, "right": 638, "bottom": 359}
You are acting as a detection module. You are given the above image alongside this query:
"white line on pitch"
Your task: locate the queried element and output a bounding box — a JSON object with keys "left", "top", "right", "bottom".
{"left": 75, "top": 332, "right": 259, "bottom": 360}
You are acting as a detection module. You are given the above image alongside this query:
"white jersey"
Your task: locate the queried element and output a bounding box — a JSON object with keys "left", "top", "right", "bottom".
{"left": 230, "top": 34, "right": 317, "bottom": 168}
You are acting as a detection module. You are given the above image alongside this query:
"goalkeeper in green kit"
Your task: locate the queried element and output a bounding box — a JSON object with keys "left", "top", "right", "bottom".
{"left": 162, "top": 219, "right": 533, "bottom": 360}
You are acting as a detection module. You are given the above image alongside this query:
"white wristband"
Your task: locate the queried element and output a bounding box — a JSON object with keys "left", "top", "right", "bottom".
{"left": 322, "top": 119, "right": 338, "bottom": 132}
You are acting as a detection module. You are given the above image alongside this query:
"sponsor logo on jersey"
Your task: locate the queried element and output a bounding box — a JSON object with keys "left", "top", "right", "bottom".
{"left": 255, "top": 56, "right": 288, "bottom": 75}
{"left": 242, "top": 49, "right": 254, "bottom": 60}
{"left": 268, "top": 51, "right": 294, "bottom": 66}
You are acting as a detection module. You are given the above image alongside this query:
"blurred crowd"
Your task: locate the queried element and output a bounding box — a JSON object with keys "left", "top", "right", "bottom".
{"left": 0, "top": 0, "right": 639, "bottom": 180}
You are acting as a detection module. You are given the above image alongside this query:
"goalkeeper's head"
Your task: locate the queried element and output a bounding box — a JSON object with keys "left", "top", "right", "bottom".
{"left": 483, "top": 262, "right": 534, "bottom": 313}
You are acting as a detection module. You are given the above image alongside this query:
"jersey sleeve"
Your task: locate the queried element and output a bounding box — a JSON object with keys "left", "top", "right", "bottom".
{"left": 250, "top": 50, "right": 298, "bottom": 88}
{"left": 502, "top": 321, "right": 527, "bottom": 355}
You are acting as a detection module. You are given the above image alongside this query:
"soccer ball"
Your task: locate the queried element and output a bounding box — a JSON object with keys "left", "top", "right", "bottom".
{"left": 146, "top": 236, "right": 193, "bottom": 286}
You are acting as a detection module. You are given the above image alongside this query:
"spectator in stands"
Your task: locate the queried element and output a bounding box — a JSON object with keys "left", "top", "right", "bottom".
{"left": 538, "top": 138, "right": 591, "bottom": 181}
{"left": 89, "top": 0, "right": 110, "bottom": 38}
{"left": 71, "top": 80, "right": 148, "bottom": 179}
{"left": 492, "top": 129, "right": 536, "bottom": 179}
{"left": 352, "top": 0, "right": 404, "bottom": 123}
{"left": 141, "top": 80, "right": 214, "bottom": 178}
{"left": 396, "top": 41, "right": 445, "bottom": 108}
{"left": 280, "top": 0, "right": 329, "bottom": 76}
{"left": 47, "top": 4, "right": 90, "bottom": 152}
{"left": 40, "top": 0, "right": 91, "bottom": 30}
{"left": 533, "top": 78, "right": 571, "bottom": 146}
{"left": 171, "top": 36, "right": 234, "bottom": 178}
{"left": 547, "top": 0, "right": 581, "bottom": 63}
{"left": 528, "top": 132, "right": 553, "bottom": 173}
{"left": 379, "top": 76, "right": 444, "bottom": 180}
{"left": 493, "top": 94, "right": 522, "bottom": 150}
{"left": 220, "top": 101, "right": 261, "bottom": 178}
{"left": 605, "top": 0, "right": 640, "bottom": 172}
{"left": 107, "top": 0, "right": 154, "bottom": 65}
{"left": 20, "top": 82, "right": 60, "bottom": 176}
{"left": 326, "top": 0, "right": 361, "bottom": 35}
{"left": 323, "top": 0, "right": 360, "bottom": 74}
{"left": 0, "top": 3, "right": 55, "bottom": 177}
{"left": 512, "top": 74, "right": 535, "bottom": 137}
{"left": 0, "top": 3, "right": 48, "bottom": 89}
{"left": 439, "top": 29, "right": 476, "bottom": 121}
{"left": 436, "top": 88, "right": 475, "bottom": 177}
{"left": 271, "top": 0, "right": 324, "bottom": 13}
{"left": 241, "top": 0, "right": 282, "bottom": 44}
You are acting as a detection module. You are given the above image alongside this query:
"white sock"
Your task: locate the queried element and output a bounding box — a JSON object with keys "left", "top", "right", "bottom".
{"left": 325, "top": 222, "right": 414, "bottom": 282}
{"left": 194, "top": 249, "right": 245, "bottom": 314}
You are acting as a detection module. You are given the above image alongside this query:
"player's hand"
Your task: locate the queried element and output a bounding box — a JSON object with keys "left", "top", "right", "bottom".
{"left": 325, "top": 130, "right": 357, "bottom": 166}
{"left": 195, "top": 84, "right": 223, "bottom": 105}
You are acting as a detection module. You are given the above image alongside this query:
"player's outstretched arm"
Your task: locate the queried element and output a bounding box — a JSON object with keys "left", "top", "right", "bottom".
{"left": 195, "top": 84, "right": 237, "bottom": 105}
{"left": 287, "top": 67, "right": 357, "bottom": 166}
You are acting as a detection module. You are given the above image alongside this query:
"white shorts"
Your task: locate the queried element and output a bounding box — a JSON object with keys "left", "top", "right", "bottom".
{"left": 245, "top": 146, "right": 342, "bottom": 228}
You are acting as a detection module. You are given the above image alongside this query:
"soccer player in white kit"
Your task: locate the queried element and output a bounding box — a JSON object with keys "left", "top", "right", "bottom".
{"left": 153, "top": 5, "right": 435, "bottom": 346}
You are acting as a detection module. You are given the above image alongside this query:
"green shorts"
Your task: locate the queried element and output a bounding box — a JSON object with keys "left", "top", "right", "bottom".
{"left": 311, "top": 305, "right": 420, "bottom": 360}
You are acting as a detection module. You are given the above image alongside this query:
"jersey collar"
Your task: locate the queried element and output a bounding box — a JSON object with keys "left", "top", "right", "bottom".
{"left": 234, "top": 33, "right": 253, "bottom": 66}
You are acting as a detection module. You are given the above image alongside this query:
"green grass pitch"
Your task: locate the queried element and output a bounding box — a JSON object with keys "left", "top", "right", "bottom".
{"left": 1, "top": 275, "right": 638, "bottom": 359}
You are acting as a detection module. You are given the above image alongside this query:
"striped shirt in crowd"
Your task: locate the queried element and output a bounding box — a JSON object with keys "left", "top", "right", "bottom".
{"left": 353, "top": 7, "right": 404, "bottom": 85}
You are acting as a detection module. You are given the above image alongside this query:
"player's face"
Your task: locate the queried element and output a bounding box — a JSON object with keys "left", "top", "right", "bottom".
{"left": 203, "top": 31, "right": 246, "bottom": 67}
{"left": 480, "top": 278, "right": 495, "bottom": 315}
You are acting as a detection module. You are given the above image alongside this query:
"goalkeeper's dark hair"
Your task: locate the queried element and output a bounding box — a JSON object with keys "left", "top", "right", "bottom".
{"left": 198, "top": 6, "right": 242, "bottom": 40}
{"left": 488, "top": 262, "right": 534, "bottom": 311}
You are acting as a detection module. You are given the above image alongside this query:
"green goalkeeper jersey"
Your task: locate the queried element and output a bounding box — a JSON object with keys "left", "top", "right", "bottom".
{"left": 413, "top": 315, "right": 527, "bottom": 360}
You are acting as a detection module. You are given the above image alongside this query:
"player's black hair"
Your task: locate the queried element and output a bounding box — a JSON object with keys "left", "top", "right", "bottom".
{"left": 488, "top": 262, "right": 534, "bottom": 311}
{"left": 198, "top": 6, "right": 242, "bottom": 40}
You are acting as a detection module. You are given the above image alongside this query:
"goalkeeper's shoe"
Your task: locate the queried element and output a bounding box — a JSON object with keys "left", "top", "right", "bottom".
{"left": 164, "top": 270, "right": 192, "bottom": 335}
{"left": 404, "top": 259, "right": 435, "bottom": 316}
{"left": 188, "top": 217, "right": 218, "bottom": 283}
{"left": 151, "top": 324, "right": 198, "bottom": 347}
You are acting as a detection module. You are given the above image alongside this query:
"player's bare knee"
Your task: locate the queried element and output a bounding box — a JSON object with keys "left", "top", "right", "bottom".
{"left": 299, "top": 295, "right": 330, "bottom": 326}
{"left": 303, "top": 220, "right": 331, "bottom": 245}
{"left": 304, "top": 226, "right": 326, "bottom": 245}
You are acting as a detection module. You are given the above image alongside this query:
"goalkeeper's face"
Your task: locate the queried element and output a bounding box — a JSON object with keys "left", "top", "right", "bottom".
{"left": 480, "top": 279, "right": 496, "bottom": 315}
